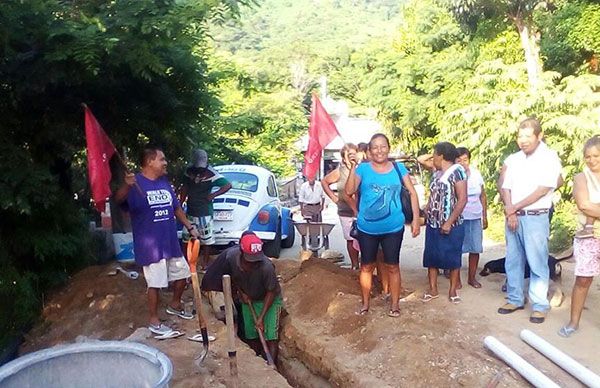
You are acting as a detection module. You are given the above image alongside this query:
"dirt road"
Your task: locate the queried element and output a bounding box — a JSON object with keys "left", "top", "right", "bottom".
{"left": 281, "top": 203, "right": 600, "bottom": 386}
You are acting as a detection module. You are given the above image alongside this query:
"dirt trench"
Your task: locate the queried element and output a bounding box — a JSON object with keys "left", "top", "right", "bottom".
{"left": 274, "top": 258, "right": 526, "bottom": 388}
{"left": 16, "top": 257, "right": 593, "bottom": 387}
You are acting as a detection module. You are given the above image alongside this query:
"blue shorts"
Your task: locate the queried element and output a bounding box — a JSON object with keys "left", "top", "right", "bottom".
{"left": 462, "top": 219, "right": 483, "bottom": 254}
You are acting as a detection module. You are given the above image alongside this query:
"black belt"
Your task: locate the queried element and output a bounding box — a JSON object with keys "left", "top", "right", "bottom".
{"left": 516, "top": 209, "right": 549, "bottom": 216}
{"left": 304, "top": 203, "right": 321, "bottom": 205}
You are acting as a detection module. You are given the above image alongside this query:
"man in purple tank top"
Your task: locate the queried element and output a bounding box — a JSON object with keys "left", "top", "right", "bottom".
{"left": 115, "top": 146, "right": 200, "bottom": 335}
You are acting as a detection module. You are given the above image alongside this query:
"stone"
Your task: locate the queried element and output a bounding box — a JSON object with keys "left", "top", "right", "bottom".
{"left": 550, "top": 287, "right": 564, "bottom": 307}
{"left": 124, "top": 327, "right": 151, "bottom": 342}
{"left": 320, "top": 249, "right": 344, "bottom": 260}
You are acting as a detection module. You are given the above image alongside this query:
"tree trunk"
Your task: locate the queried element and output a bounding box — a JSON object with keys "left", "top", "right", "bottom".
{"left": 514, "top": 17, "right": 542, "bottom": 91}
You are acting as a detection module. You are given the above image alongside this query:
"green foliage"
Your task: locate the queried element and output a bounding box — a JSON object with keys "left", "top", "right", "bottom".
{"left": 539, "top": 1, "right": 600, "bottom": 74}
{"left": 200, "top": 51, "right": 308, "bottom": 176}
{"left": 0, "top": 0, "right": 249, "bottom": 349}
{"left": 549, "top": 201, "right": 578, "bottom": 253}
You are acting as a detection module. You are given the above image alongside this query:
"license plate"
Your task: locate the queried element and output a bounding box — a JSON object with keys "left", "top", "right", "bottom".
{"left": 214, "top": 210, "right": 233, "bottom": 221}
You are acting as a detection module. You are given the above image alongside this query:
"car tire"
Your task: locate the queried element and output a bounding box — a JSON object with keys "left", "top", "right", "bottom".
{"left": 281, "top": 218, "right": 295, "bottom": 248}
{"left": 263, "top": 218, "right": 282, "bottom": 258}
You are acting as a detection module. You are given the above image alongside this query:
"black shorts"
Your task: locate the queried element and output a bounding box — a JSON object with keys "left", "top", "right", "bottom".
{"left": 357, "top": 229, "right": 404, "bottom": 265}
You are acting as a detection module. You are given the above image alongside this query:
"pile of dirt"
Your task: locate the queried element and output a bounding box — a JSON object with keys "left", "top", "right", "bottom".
{"left": 276, "top": 258, "right": 526, "bottom": 387}
{"left": 19, "top": 262, "right": 289, "bottom": 388}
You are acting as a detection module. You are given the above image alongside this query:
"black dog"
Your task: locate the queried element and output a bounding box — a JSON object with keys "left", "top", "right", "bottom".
{"left": 480, "top": 255, "right": 562, "bottom": 281}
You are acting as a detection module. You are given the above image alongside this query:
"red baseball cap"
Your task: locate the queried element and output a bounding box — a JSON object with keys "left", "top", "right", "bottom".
{"left": 240, "top": 232, "right": 266, "bottom": 262}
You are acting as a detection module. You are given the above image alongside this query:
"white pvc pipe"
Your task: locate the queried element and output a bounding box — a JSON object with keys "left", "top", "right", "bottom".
{"left": 520, "top": 329, "right": 600, "bottom": 388}
{"left": 484, "top": 336, "right": 560, "bottom": 388}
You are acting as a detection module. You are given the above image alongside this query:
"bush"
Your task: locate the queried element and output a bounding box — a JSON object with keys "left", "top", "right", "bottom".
{"left": 549, "top": 201, "right": 577, "bottom": 254}
{"left": 0, "top": 147, "right": 91, "bottom": 349}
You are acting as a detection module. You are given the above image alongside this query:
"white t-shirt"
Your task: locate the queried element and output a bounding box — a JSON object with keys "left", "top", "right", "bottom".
{"left": 299, "top": 181, "right": 324, "bottom": 205}
{"left": 462, "top": 167, "right": 484, "bottom": 220}
{"left": 502, "top": 142, "right": 561, "bottom": 210}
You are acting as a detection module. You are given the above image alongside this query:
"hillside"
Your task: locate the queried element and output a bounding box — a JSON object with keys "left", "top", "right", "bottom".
{"left": 211, "top": 0, "right": 405, "bottom": 69}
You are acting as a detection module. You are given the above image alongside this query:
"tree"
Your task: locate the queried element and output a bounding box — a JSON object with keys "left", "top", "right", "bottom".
{"left": 0, "top": 0, "right": 251, "bottom": 348}
{"left": 447, "top": 0, "right": 548, "bottom": 90}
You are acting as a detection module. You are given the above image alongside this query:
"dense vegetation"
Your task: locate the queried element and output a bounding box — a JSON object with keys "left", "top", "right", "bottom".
{"left": 0, "top": 0, "right": 252, "bottom": 349}
{"left": 1, "top": 0, "right": 599, "bottom": 350}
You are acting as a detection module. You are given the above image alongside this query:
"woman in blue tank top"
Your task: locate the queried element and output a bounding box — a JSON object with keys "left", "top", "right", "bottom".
{"left": 346, "top": 133, "right": 421, "bottom": 317}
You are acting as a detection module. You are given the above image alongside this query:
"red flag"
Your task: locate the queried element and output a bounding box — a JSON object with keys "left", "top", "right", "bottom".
{"left": 303, "top": 95, "right": 340, "bottom": 179}
{"left": 84, "top": 106, "right": 116, "bottom": 212}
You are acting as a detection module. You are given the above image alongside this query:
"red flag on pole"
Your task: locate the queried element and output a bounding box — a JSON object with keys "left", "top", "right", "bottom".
{"left": 84, "top": 105, "right": 116, "bottom": 212}
{"left": 303, "top": 95, "right": 340, "bottom": 179}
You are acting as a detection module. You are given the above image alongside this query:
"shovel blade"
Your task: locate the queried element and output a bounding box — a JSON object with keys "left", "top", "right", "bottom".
{"left": 194, "top": 346, "right": 209, "bottom": 362}
{"left": 193, "top": 328, "right": 210, "bottom": 362}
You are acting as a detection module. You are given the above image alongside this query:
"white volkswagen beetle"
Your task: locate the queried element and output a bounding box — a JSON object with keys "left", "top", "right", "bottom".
{"left": 211, "top": 165, "right": 295, "bottom": 258}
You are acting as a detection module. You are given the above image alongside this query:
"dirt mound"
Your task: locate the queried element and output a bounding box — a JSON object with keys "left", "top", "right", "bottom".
{"left": 282, "top": 259, "right": 359, "bottom": 318}
{"left": 18, "top": 262, "right": 289, "bottom": 388}
{"left": 22, "top": 264, "right": 148, "bottom": 353}
{"left": 279, "top": 258, "right": 526, "bottom": 387}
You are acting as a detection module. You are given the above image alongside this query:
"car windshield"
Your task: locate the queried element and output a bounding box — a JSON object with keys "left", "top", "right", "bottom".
{"left": 220, "top": 172, "right": 259, "bottom": 192}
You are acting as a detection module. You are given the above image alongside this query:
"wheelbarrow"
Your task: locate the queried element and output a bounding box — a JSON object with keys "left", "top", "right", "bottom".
{"left": 293, "top": 219, "right": 336, "bottom": 258}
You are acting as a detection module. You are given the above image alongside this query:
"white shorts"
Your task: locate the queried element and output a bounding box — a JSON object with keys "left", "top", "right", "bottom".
{"left": 143, "top": 257, "right": 190, "bottom": 288}
{"left": 339, "top": 216, "right": 356, "bottom": 241}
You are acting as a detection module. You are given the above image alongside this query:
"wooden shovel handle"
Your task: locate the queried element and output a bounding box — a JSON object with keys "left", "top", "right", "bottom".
{"left": 187, "top": 239, "right": 200, "bottom": 273}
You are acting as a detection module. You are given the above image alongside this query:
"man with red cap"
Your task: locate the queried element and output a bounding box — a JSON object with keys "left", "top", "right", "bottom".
{"left": 201, "top": 231, "right": 283, "bottom": 363}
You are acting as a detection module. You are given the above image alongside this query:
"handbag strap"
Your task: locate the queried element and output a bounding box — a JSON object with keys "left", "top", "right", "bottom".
{"left": 392, "top": 162, "right": 404, "bottom": 187}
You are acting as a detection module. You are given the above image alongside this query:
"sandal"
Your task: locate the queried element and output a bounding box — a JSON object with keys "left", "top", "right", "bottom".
{"left": 154, "top": 330, "right": 184, "bottom": 340}
{"left": 187, "top": 333, "right": 217, "bottom": 342}
{"left": 355, "top": 307, "right": 369, "bottom": 316}
{"left": 421, "top": 293, "right": 440, "bottom": 302}
{"left": 388, "top": 309, "right": 400, "bottom": 318}
{"left": 449, "top": 296, "right": 462, "bottom": 304}
{"left": 558, "top": 325, "right": 577, "bottom": 338}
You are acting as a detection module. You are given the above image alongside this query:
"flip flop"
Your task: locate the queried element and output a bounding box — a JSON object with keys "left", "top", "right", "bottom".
{"left": 388, "top": 309, "right": 400, "bottom": 318}
{"left": 449, "top": 296, "right": 462, "bottom": 304}
{"left": 557, "top": 325, "right": 577, "bottom": 338}
{"left": 355, "top": 307, "right": 369, "bottom": 316}
{"left": 154, "top": 330, "right": 185, "bottom": 340}
{"left": 187, "top": 333, "right": 217, "bottom": 342}
{"left": 421, "top": 293, "right": 440, "bottom": 302}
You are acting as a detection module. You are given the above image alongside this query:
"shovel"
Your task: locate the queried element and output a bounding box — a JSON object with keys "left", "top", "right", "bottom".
{"left": 186, "top": 238, "right": 209, "bottom": 362}
{"left": 222, "top": 275, "right": 239, "bottom": 387}
{"left": 246, "top": 300, "right": 275, "bottom": 367}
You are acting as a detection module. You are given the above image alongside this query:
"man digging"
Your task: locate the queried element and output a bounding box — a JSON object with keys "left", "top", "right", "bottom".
{"left": 115, "top": 146, "right": 200, "bottom": 336}
{"left": 201, "top": 231, "right": 283, "bottom": 364}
